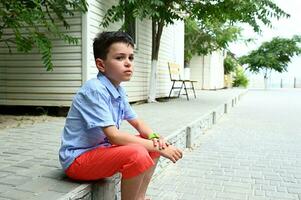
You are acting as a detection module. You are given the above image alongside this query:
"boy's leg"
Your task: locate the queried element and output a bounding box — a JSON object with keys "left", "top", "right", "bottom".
{"left": 121, "top": 172, "right": 145, "bottom": 200}
{"left": 137, "top": 158, "right": 159, "bottom": 200}
{"left": 66, "top": 144, "right": 155, "bottom": 181}
{"left": 66, "top": 143, "right": 159, "bottom": 199}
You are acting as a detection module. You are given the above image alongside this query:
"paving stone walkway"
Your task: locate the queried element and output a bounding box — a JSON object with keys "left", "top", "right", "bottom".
{"left": 148, "top": 89, "right": 301, "bottom": 200}
{"left": 0, "top": 89, "right": 244, "bottom": 200}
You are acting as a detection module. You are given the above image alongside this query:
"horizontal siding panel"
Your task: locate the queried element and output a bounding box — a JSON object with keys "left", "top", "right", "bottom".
{"left": 0, "top": 86, "right": 78, "bottom": 94}
{"left": 0, "top": 38, "right": 82, "bottom": 49}
{"left": 0, "top": 99, "right": 72, "bottom": 107}
{"left": 0, "top": 93, "right": 74, "bottom": 100}
{"left": 1, "top": 53, "right": 82, "bottom": 61}
{"left": 2, "top": 80, "right": 81, "bottom": 87}
{"left": 127, "top": 90, "right": 148, "bottom": 97}
{"left": 1, "top": 34, "right": 81, "bottom": 46}
{"left": 0, "top": 46, "right": 81, "bottom": 54}
{"left": 90, "top": 8, "right": 106, "bottom": 18}
{"left": 128, "top": 94, "right": 148, "bottom": 102}
{"left": 90, "top": 1, "right": 107, "bottom": 11}
{"left": 122, "top": 86, "right": 148, "bottom": 92}
{"left": 3, "top": 74, "right": 81, "bottom": 81}
{"left": 1, "top": 60, "right": 81, "bottom": 67}
{"left": 0, "top": 67, "right": 81, "bottom": 74}
{"left": 3, "top": 24, "right": 82, "bottom": 35}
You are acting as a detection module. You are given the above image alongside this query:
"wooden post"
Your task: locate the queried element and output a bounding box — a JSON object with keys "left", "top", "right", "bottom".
{"left": 224, "top": 103, "right": 228, "bottom": 114}
{"left": 186, "top": 126, "right": 192, "bottom": 148}
{"left": 280, "top": 78, "right": 283, "bottom": 88}
{"left": 212, "top": 111, "right": 216, "bottom": 124}
{"left": 294, "top": 77, "right": 296, "bottom": 88}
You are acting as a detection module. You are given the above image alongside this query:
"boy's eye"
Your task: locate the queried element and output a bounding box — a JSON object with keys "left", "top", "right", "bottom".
{"left": 116, "top": 56, "right": 124, "bottom": 60}
{"left": 115, "top": 56, "right": 134, "bottom": 61}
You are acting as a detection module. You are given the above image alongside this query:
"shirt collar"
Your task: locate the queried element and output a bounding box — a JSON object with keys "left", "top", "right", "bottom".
{"left": 97, "top": 72, "right": 121, "bottom": 100}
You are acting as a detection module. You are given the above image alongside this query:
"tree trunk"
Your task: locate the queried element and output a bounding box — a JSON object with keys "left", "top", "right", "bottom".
{"left": 264, "top": 71, "right": 268, "bottom": 90}
{"left": 148, "top": 20, "right": 164, "bottom": 102}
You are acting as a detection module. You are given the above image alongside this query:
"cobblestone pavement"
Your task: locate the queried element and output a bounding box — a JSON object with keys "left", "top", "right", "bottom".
{"left": 148, "top": 89, "right": 301, "bottom": 200}
{"left": 0, "top": 89, "right": 244, "bottom": 200}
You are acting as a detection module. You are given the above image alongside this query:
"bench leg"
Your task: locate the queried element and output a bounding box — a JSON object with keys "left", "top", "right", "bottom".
{"left": 191, "top": 82, "right": 196, "bottom": 98}
{"left": 178, "top": 82, "right": 184, "bottom": 98}
{"left": 183, "top": 82, "right": 189, "bottom": 100}
{"left": 168, "top": 81, "right": 176, "bottom": 98}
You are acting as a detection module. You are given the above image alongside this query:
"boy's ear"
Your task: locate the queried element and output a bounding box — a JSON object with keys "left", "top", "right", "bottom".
{"left": 95, "top": 58, "right": 105, "bottom": 73}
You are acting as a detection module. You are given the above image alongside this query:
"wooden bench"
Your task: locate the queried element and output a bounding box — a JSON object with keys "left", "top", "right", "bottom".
{"left": 168, "top": 62, "right": 197, "bottom": 100}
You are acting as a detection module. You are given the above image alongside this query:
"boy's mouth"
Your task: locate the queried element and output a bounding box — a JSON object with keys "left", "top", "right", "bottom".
{"left": 124, "top": 70, "right": 132, "bottom": 75}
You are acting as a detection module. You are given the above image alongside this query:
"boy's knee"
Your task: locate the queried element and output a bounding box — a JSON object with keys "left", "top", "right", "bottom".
{"left": 123, "top": 144, "right": 154, "bottom": 168}
{"left": 126, "top": 144, "right": 149, "bottom": 161}
{"left": 120, "top": 144, "right": 155, "bottom": 179}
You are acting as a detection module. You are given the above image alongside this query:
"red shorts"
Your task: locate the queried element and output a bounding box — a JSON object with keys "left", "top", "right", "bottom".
{"left": 65, "top": 143, "right": 160, "bottom": 180}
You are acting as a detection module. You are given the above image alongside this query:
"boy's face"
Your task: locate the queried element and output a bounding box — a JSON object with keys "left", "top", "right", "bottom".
{"left": 96, "top": 42, "right": 134, "bottom": 86}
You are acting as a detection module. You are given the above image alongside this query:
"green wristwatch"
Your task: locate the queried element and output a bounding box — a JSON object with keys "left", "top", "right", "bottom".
{"left": 148, "top": 133, "right": 160, "bottom": 140}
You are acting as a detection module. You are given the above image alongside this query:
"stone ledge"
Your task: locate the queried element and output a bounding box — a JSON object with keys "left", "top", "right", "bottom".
{"left": 58, "top": 174, "right": 121, "bottom": 200}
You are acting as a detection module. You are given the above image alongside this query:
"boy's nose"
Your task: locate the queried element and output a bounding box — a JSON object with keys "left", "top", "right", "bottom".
{"left": 124, "top": 59, "right": 132, "bottom": 67}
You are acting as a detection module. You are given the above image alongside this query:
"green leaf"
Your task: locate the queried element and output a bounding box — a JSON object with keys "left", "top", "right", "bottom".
{"left": 0, "top": 0, "right": 88, "bottom": 71}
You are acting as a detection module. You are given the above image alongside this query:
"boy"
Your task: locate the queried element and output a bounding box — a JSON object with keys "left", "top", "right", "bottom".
{"left": 59, "top": 31, "right": 183, "bottom": 200}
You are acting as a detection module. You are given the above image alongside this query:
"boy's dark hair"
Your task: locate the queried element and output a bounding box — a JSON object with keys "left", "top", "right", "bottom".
{"left": 93, "top": 31, "right": 134, "bottom": 60}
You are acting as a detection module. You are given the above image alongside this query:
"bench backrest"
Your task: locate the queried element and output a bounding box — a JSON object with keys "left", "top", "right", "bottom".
{"left": 168, "top": 62, "right": 182, "bottom": 80}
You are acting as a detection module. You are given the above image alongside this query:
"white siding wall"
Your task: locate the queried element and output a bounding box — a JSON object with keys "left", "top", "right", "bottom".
{"left": 209, "top": 51, "right": 225, "bottom": 89}
{"left": 0, "top": 14, "right": 83, "bottom": 106}
{"left": 190, "top": 56, "right": 204, "bottom": 89}
{"left": 190, "top": 50, "right": 225, "bottom": 90}
{"left": 156, "top": 21, "right": 184, "bottom": 98}
{"left": 85, "top": 0, "right": 121, "bottom": 82}
{"left": 122, "top": 20, "right": 152, "bottom": 101}
{"left": 0, "top": 0, "right": 184, "bottom": 106}
{"left": 124, "top": 20, "right": 184, "bottom": 101}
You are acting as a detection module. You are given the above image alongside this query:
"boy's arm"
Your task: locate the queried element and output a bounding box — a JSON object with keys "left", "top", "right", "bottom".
{"left": 127, "top": 118, "right": 169, "bottom": 149}
{"left": 103, "top": 125, "right": 154, "bottom": 150}
{"left": 127, "top": 118, "right": 152, "bottom": 139}
{"left": 102, "top": 125, "right": 183, "bottom": 163}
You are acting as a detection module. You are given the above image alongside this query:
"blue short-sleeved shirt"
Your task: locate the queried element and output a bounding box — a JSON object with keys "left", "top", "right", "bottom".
{"left": 59, "top": 73, "right": 137, "bottom": 170}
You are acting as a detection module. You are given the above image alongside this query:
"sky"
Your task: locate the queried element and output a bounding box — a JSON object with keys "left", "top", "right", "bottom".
{"left": 229, "top": 0, "right": 301, "bottom": 79}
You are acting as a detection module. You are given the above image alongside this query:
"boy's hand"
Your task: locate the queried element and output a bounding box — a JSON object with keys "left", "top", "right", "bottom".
{"left": 152, "top": 137, "right": 169, "bottom": 150}
{"left": 159, "top": 145, "right": 183, "bottom": 163}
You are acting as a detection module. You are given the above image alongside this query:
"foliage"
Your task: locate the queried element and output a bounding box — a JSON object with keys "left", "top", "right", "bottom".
{"left": 185, "top": 18, "right": 241, "bottom": 63}
{"left": 102, "top": 0, "right": 289, "bottom": 61}
{"left": 233, "top": 66, "right": 249, "bottom": 88}
{"left": 224, "top": 53, "right": 239, "bottom": 75}
{"left": 0, "top": 0, "right": 88, "bottom": 71}
{"left": 224, "top": 52, "right": 248, "bottom": 87}
{"left": 101, "top": 0, "right": 288, "bottom": 101}
{"left": 239, "top": 36, "right": 301, "bottom": 74}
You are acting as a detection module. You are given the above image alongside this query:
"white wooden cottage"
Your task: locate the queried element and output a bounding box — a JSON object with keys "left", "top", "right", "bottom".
{"left": 189, "top": 50, "right": 226, "bottom": 90}
{"left": 0, "top": 0, "right": 184, "bottom": 106}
